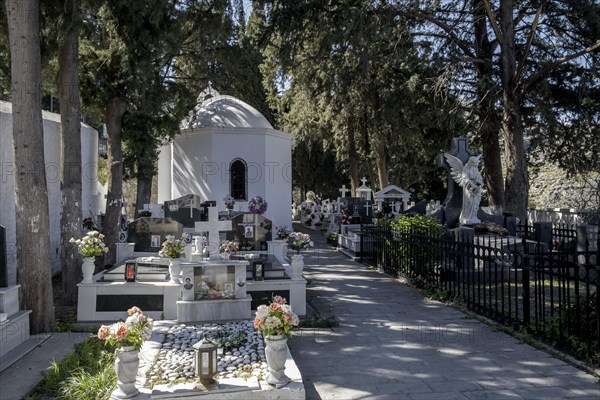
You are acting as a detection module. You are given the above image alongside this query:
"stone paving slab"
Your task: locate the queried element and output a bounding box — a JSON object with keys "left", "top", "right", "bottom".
{"left": 289, "top": 225, "right": 600, "bottom": 400}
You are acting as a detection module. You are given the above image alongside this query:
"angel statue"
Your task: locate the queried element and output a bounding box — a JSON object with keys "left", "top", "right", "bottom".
{"left": 444, "top": 154, "right": 484, "bottom": 225}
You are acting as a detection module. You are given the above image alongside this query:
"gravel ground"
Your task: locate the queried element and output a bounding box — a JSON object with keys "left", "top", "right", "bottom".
{"left": 145, "top": 320, "right": 269, "bottom": 387}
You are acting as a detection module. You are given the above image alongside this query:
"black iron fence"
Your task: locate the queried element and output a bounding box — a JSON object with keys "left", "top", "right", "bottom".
{"left": 360, "top": 224, "right": 600, "bottom": 365}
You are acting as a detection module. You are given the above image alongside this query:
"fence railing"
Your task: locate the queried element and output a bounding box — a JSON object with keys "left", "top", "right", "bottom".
{"left": 360, "top": 224, "right": 600, "bottom": 365}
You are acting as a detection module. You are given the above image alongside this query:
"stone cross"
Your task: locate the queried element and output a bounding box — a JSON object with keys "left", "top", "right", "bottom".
{"left": 339, "top": 184, "right": 350, "bottom": 198}
{"left": 360, "top": 177, "right": 368, "bottom": 186}
{"left": 363, "top": 202, "right": 372, "bottom": 216}
{"left": 194, "top": 206, "right": 232, "bottom": 260}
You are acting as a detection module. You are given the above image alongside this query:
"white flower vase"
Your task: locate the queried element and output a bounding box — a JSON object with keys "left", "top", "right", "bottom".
{"left": 220, "top": 252, "right": 231, "bottom": 260}
{"left": 169, "top": 258, "right": 182, "bottom": 284}
{"left": 264, "top": 335, "right": 291, "bottom": 388}
{"left": 113, "top": 346, "right": 140, "bottom": 399}
{"left": 269, "top": 240, "right": 289, "bottom": 263}
{"left": 81, "top": 257, "right": 95, "bottom": 283}
{"left": 290, "top": 254, "right": 304, "bottom": 279}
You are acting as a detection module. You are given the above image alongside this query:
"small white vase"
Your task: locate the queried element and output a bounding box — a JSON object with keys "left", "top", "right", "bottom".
{"left": 264, "top": 335, "right": 291, "bottom": 388}
{"left": 169, "top": 258, "right": 182, "bottom": 284}
{"left": 81, "top": 257, "right": 95, "bottom": 283}
{"left": 113, "top": 346, "right": 140, "bottom": 399}
{"left": 290, "top": 254, "right": 304, "bottom": 279}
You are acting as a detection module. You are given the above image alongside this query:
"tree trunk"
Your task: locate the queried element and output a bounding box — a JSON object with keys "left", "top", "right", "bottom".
{"left": 473, "top": 0, "right": 504, "bottom": 211}
{"left": 5, "top": 0, "right": 55, "bottom": 333}
{"left": 346, "top": 124, "right": 359, "bottom": 196}
{"left": 498, "top": 0, "right": 528, "bottom": 219}
{"left": 102, "top": 97, "right": 127, "bottom": 266}
{"left": 135, "top": 174, "right": 153, "bottom": 218}
{"left": 374, "top": 140, "right": 388, "bottom": 190}
{"left": 58, "top": 0, "right": 82, "bottom": 305}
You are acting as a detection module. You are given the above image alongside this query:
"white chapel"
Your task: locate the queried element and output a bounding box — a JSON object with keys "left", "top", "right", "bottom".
{"left": 157, "top": 87, "right": 293, "bottom": 229}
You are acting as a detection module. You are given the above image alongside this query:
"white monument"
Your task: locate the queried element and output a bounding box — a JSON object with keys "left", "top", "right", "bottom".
{"left": 445, "top": 154, "right": 484, "bottom": 225}
{"left": 157, "top": 86, "right": 293, "bottom": 230}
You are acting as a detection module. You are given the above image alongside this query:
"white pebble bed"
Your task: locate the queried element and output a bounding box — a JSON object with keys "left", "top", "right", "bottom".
{"left": 146, "top": 320, "right": 269, "bottom": 387}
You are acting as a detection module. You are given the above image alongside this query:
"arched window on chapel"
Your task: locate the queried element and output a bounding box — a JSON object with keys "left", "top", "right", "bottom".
{"left": 230, "top": 159, "right": 247, "bottom": 200}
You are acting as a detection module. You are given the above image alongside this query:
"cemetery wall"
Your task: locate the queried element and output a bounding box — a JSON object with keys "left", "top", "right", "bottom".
{"left": 0, "top": 101, "right": 101, "bottom": 285}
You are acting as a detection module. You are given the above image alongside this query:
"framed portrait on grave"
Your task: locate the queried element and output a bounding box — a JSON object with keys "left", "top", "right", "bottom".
{"left": 244, "top": 225, "right": 254, "bottom": 238}
{"left": 151, "top": 235, "right": 161, "bottom": 248}
{"left": 118, "top": 231, "right": 127, "bottom": 242}
{"left": 169, "top": 204, "right": 179, "bottom": 211}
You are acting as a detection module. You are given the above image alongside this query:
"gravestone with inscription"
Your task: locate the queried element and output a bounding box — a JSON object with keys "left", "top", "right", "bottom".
{"left": 226, "top": 213, "right": 272, "bottom": 251}
{"left": 0, "top": 225, "right": 6, "bottom": 287}
{"left": 128, "top": 217, "right": 184, "bottom": 252}
{"left": 340, "top": 197, "right": 373, "bottom": 225}
{"left": 164, "top": 194, "right": 206, "bottom": 228}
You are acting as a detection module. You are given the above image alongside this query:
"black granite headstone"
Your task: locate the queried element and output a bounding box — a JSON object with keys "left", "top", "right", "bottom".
{"left": 163, "top": 194, "right": 206, "bottom": 228}
{"left": 0, "top": 225, "right": 6, "bottom": 287}
{"left": 340, "top": 197, "right": 373, "bottom": 224}
{"left": 226, "top": 213, "right": 272, "bottom": 251}
{"left": 127, "top": 217, "right": 184, "bottom": 252}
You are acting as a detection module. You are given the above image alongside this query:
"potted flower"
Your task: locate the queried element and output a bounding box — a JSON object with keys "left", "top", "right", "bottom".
{"left": 288, "top": 232, "right": 313, "bottom": 255}
{"left": 275, "top": 225, "right": 291, "bottom": 240}
{"left": 223, "top": 194, "right": 235, "bottom": 210}
{"left": 159, "top": 235, "right": 186, "bottom": 283}
{"left": 219, "top": 241, "right": 239, "bottom": 259}
{"left": 96, "top": 306, "right": 154, "bottom": 398}
{"left": 248, "top": 195, "right": 268, "bottom": 215}
{"left": 69, "top": 230, "right": 109, "bottom": 283}
{"left": 253, "top": 296, "right": 299, "bottom": 388}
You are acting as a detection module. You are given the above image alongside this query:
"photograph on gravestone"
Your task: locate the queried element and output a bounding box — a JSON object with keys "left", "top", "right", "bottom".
{"left": 163, "top": 194, "right": 205, "bottom": 228}
{"left": 127, "top": 217, "right": 184, "bottom": 252}
{"left": 226, "top": 213, "right": 272, "bottom": 251}
{"left": 0, "top": 225, "right": 6, "bottom": 287}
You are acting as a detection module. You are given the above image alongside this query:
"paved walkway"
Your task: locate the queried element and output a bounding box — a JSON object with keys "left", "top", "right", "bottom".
{"left": 288, "top": 226, "right": 600, "bottom": 400}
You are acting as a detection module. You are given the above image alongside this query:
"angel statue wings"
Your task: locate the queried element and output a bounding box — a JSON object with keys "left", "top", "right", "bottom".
{"left": 444, "top": 154, "right": 484, "bottom": 225}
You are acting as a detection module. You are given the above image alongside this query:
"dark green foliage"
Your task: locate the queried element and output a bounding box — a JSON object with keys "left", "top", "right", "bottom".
{"left": 25, "top": 338, "right": 117, "bottom": 400}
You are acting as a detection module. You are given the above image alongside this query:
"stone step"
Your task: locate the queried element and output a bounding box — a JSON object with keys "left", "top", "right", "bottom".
{"left": 0, "top": 333, "right": 50, "bottom": 373}
{"left": 0, "top": 310, "right": 32, "bottom": 359}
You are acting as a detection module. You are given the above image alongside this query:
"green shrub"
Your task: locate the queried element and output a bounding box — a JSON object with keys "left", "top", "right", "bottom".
{"left": 387, "top": 215, "right": 443, "bottom": 283}
{"left": 25, "top": 338, "right": 116, "bottom": 400}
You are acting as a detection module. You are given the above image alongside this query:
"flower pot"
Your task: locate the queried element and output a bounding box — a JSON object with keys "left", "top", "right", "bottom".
{"left": 290, "top": 254, "right": 304, "bottom": 279}
{"left": 264, "top": 335, "right": 291, "bottom": 388}
{"left": 81, "top": 257, "right": 95, "bottom": 283}
{"left": 113, "top": 346, "right": 140, "bottom": 399}
{"left": 169, "top": 259, "right": 182, "bottom": 284}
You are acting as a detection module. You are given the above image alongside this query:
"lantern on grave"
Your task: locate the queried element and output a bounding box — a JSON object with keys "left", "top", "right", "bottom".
{"left": 124, "top": 260, "right": 137, "bottom": 282}
{"left": 252, "top": 261, "right": 265, "bottom": 281}
{"left": 193, "top": 339, "right": 218, "bottom": 389}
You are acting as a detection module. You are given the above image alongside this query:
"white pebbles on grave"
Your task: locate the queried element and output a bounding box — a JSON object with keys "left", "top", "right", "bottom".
{"left": 146, "top": 321, "right": 270, "bottom": 386}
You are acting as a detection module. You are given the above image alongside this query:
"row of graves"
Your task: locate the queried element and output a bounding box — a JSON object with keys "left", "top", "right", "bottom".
{"left": 360, "top": 137, "right": 599, "bottom": 283}
{"left": 77, "top": 194, "right": 306, "bottom": 324}
{"left": 297, "top": 179, "right": 443, "bottom": 259}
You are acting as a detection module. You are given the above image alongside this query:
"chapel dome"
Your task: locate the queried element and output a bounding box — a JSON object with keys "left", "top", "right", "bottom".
{"left": 183, "top": 94, "right": 273, "bottom": 130}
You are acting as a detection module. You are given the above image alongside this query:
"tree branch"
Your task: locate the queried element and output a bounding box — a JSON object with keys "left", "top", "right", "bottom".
{"left": 519, "top": 40, "right": 600, "bottom": 99}
{"left": 410, "top": 11, "right": 475, "bottom": 59}
{"left": 515, "top": 6, "right": 542, "bottom": 85}
{"left": 482, "top": 0, "right": 503, "bottom": 45}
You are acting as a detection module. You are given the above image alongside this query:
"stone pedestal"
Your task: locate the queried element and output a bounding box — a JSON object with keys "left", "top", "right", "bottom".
{"left": 0, "top": 285, "right": 32, "bottom": 362}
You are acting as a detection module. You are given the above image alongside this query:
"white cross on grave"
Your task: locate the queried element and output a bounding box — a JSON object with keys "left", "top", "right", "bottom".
{"left": 364, "top": 202, "right": 372, "bottom": 216}
{"left": 194, "top": 206, "right": 232, "bottom": 260}
{"left": 339, "top": 184, "right": 350, "bottom": 198}
{"left": 360, "top": 177, "right": 368, "bottom": 186}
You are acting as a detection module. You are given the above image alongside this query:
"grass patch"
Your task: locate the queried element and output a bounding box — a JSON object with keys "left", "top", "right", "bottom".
{"left": 24, "top": 338, "right": 117, "bottom": 400}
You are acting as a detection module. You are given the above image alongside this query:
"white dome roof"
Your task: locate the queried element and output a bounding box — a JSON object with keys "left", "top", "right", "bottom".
{"left": 183, "top": 95, "right": 273, "bottom": 130}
